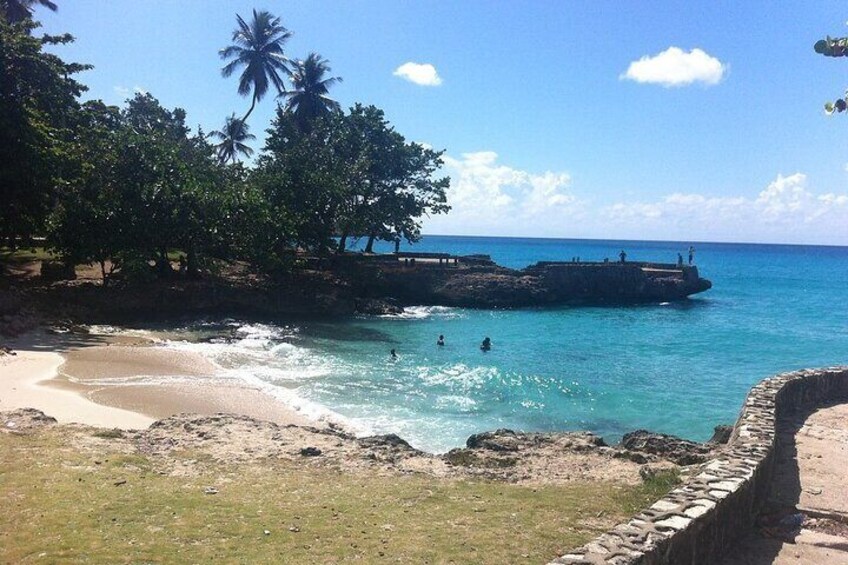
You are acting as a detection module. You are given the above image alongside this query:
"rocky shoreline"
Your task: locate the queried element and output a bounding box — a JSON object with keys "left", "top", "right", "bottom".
{"left": 1, "top": 408, "right": 725, "bottom": 486}
{"left": 1, "top": 253, "right": 712, "bottom": 330}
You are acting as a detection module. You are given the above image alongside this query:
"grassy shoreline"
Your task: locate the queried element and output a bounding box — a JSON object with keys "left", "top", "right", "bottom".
{"left": 0, "top": 415, "right": 678, "bottom": 564}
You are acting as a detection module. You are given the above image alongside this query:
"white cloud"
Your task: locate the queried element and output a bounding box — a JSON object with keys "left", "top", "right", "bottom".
{"left": 600, "top": 173, "right": 848, "bottom": 243}
{"left": 114, "top": 85, "right": 148, "bottom": 99}
{"left": 393, "top": 62, "right": 442, "bottom": 86}
{"left": 620, "top": 47, "right": 726, "bottom": 87}
{"left": 425, "top": 157, "right": 848, "bottom": 244}
{"left": 424, "top": 151, "right": 582, "bottom": 236}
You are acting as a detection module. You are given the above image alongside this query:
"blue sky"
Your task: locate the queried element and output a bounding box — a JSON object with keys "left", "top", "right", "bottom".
{"left": 38, "top": 1, "right": 848, "bottom": 244}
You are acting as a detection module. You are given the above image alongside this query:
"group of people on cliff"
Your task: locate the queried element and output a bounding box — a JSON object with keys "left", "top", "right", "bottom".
{"left": 676, "top": 246, "right": 696, "bottom": 267}
{"left": 615, "top": 246, "right": 696, "bottom": 267}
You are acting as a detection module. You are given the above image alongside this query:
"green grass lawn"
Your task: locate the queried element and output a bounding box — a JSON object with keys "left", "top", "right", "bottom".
{"left": 0, "top": 246, "right": 55, "bottom": 264}
{"left": 0, "top": 428, "right": 675, "bottom": 564}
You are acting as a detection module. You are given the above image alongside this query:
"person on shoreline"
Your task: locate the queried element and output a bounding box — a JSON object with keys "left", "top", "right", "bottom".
{"left": 437, "top": 335, "right": 445, "bottom": 346}
{"left": 688, "top": 246, "right": 695, "bottom": 265}
{"left": 390, "top": 348, "right": 397, "bottom": 360}
{"left": 619, "top": 250, "right": 627, "bottom": 263}
{"left": 480, "top": 337, "right": 491, "bottom": 351}
{"left": 677, "top": 253, "right": 684, "bottom": 268}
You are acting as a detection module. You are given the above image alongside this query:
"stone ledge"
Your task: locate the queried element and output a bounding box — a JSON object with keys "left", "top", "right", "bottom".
{"left": 550, "top": 367, "right": 848, "bottom": 565}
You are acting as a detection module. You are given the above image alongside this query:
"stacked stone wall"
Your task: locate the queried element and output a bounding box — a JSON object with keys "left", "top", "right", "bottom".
{"left": 551, "top": 367, "right": 848, "bottom": 565}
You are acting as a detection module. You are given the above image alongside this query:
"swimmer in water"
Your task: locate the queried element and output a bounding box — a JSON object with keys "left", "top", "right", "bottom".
{"left": 437, "top": 334, "right": 445, "bottom": 346}
{"left": 390, "top": 348, "right": 397, "bottom": 359}
{"left": 480, "top": 337, "right": 491, "bottom": 351}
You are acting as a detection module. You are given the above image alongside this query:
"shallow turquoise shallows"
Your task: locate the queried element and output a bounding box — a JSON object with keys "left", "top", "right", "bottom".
{"left": 156, "top": 236, "right": 848, "bottom": 453}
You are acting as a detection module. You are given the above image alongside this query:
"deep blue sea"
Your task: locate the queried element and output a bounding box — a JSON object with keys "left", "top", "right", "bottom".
{"left": 116, "top": 236, "right": 848, "bottom": 453}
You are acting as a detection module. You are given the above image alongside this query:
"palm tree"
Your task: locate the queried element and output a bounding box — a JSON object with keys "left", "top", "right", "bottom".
{"left": 1, "top": 0, "right": 57, "bottom": 23}
{"left": 219, "top": 9, "right": 292, "bottom": 123}
{"left": 209, "top": 114, "right": 256, "bottom": 164}
{"left": 282, "top": 52, "right": 343, "bottom": 130}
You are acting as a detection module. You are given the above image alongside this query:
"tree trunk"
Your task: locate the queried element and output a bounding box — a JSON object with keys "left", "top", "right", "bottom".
{"left": 241, "top": 93, "right": 258, "bottom": 124}
{"left": 186, "top": 246, "right": 199, "bottom": 279}
{"left": 157, "top": 246, "right": 171, "bottom": 277}
{"left": 100, "top": 259, "right": 109, "bottom": 288}
{"left": 337, "top": 232, "right": 349, "bottom": 254}
{"left": 364, "top": 233, "right": 376, "bottom": 254}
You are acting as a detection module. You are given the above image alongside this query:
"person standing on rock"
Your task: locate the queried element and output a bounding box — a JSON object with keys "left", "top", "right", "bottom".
{"left": 619, "top": 250, "right": 627, "bottom": 263}
{"left": 677, "top": 253, "right": 684, "bottom": 268}
{"left": 688, "top": 246, "right": 695, "bottom": 265}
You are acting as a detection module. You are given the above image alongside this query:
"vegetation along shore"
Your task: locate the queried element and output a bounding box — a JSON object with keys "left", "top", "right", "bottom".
{"left": 3, "top": 1, "right": 846, "bottom": 563}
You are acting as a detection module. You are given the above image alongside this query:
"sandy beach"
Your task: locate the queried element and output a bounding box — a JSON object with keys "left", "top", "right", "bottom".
{"left": 0, "top": 329, "right": 313, "bottom": 430}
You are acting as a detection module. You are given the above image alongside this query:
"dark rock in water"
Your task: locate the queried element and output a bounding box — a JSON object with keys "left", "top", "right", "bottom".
{"left": 300, "top": 446, "right": 322, "bottom": 457}
{"left": 341, "top": 255, "right": 711, "bottom": 309}
{"left": 619, "top": 429, "right": 711, "bottom": 466}
{"left": 354, "top": 298, "right": 404, "bottom": 316}
{"left": 435, "top": 273, "right": 547, "bottom": 308}
{"left": 707, "top": 424, "right": 733, "bottom": 445}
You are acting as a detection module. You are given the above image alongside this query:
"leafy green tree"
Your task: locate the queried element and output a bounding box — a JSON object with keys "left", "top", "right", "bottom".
{"left": 48, "top": 101, "right": 124, "bottom": 284}
{"left": 114, "top": 93, "right": 234, "bottom": 277}
{"left": 209, "top": 114, "right": 256, "bottom": 164}
{"left": 257, "top": 104, "right": 450, "bottom": 258}
{"left": 814, "top": 36, "right": 848, "bottom": 114}
{"left": 282, "top": 52, "right": 342, "bottom": 131}
{"left": 254, "top": 108, "right": 346, "bottom": 255}
{"left": 0, "top": 0, "right": 57, "bottom": 24}
{"left": 335, "top": 105, "right": 449, "bottom": 254}
{"left": 51, "top": 93, "right": 244, "bottom": 281}
{"left": 0, "top": 18, "right": 88, "bottom": 247}
{"left": 220, "top": 9, "right": 292, "bottom": 123}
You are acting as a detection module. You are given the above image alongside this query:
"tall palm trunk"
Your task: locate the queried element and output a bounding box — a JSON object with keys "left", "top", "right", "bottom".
{"left": 242, "top": 93, "right": 258, "bottom": 124}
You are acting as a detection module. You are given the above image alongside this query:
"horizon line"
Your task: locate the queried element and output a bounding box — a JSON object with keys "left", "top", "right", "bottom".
{"left": 417, "top": 233, "right": 848, "bottom": 249}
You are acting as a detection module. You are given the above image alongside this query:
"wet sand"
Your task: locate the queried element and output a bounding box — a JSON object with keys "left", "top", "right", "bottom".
{"left": 0, "top": 330, "right": 314, "bottom": 429}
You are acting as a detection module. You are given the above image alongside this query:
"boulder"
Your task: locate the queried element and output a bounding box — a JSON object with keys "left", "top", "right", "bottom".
{"left": 354, "top": 298, "right": 404, "bottom": 316}
{"left": 707, "top": 424, "right": 733, "bottom": 445}
{"left": 466, "top": 429, "right": 522, "bottom": 451}
{"left": 358, "top": 433, "right": 415, "bottom": 450}
{"left": 619, "top": 429, "right": 711, "bottom": 466}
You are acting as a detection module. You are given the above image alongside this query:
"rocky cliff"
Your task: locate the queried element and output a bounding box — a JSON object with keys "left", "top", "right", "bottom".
{"left": 344, "top": 257, "right": 712, "bottom": 308}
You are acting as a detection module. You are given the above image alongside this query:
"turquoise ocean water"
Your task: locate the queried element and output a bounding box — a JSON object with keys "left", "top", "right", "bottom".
{"left": 130, "top": 236, "right": 848, "bottom": 453}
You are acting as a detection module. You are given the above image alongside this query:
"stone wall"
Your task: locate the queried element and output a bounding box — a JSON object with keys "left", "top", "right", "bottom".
{"left": 550, "top": 367, "right": 848, "bottom": 565}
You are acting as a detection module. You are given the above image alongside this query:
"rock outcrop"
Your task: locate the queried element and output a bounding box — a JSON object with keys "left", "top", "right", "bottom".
{"left": 342, "top": 256, "right": 712, "bottom": 309}
{"left": 619, "top": 429, "right": 712, "bottom": 466}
